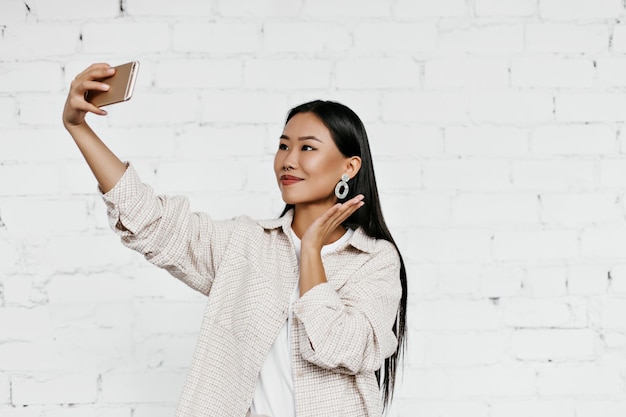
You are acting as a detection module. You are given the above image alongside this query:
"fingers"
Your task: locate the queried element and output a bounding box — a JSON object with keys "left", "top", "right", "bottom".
{"left": 71, "top": 64, "right": 114, "bottom": 98}
{"left": 321, "top": 194, "right": 365, "bottom": 230}
{"left": 68, "top": 94, "right": 108, "bottom": 116}
{"left": 75, "top": 63, "right": 115, "bottom": 81}
{"left": 63, "top": 64, "right": 115, "bottom": 126}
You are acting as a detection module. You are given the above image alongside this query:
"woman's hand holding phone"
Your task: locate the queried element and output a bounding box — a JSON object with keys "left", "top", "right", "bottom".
{"left": 62, "top": 63, "right": 116, "bottom": 129}
{"left": 62, "top": 61, "right": 139, "bottom": 130}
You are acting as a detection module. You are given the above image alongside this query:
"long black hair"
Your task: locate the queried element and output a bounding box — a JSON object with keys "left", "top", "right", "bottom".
{"left": 279, "top": 99, "right": 408, "bottom": 409}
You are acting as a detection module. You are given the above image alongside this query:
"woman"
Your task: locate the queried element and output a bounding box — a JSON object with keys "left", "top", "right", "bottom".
{"left": 62, "top": 63, "right": 408, "bottom": 417}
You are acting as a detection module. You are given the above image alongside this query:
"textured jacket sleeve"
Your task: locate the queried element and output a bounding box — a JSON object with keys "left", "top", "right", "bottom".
{"left": 101, "top": 164, "right": 236, "bottom": 295}
{"left": 292, "top": 240, "right": 402, "bottom": 375}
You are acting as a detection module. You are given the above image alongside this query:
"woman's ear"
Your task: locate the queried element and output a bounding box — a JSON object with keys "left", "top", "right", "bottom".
{"left": 346, "top": 156, "right": 362, "bottom": 180}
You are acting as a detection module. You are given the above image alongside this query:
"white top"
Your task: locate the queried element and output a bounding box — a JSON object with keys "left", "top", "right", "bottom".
{"left": 250, "top": 226, "right": 354, "bottom": 417}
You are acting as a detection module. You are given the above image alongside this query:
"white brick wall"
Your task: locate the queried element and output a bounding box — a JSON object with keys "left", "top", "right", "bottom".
{"left": 1, "top": 0, "right": 626, "bottom": 416}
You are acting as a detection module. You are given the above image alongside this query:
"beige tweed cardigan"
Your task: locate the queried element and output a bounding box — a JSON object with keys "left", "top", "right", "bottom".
{"left": 102, "top": 165, "right": 402, "bottom": 417}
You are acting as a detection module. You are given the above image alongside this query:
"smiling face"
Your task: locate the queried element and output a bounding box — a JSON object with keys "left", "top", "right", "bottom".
{"left": 274, "top": 112, "right": 357, "bottom": 208}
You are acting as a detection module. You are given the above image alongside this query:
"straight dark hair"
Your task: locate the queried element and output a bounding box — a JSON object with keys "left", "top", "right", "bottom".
{"left": 280, "top": 100, "right": 407, "bottom": 409}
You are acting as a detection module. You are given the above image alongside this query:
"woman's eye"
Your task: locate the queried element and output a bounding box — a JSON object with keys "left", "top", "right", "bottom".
{"left": 302, "top": 145, "right": 314, "bottom": 151}
{"left": 278, "top": 143, "right": 288, "bottom": 150}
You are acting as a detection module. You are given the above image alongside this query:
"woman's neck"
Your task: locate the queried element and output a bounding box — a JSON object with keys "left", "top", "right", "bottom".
{"left": 291, "top": 203, "right": 346, "bottom": 244}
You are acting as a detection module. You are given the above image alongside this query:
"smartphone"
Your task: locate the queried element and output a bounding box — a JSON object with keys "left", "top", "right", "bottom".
{"left": 86, "top": 61, "right": 140, "bottom": 107}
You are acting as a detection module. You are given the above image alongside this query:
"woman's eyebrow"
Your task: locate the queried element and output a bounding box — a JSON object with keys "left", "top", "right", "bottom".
{"left": 280, "top": 134, "right": 322, "bottom": 142}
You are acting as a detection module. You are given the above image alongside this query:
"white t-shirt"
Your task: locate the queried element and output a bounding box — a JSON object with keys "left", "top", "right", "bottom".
{"left": 250, "top": 226, "right": 354, "bottom": 417}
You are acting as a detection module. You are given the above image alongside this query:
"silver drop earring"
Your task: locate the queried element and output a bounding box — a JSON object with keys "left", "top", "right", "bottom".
{"left": 334, "top": 174, "right": 350, "bottom": 199}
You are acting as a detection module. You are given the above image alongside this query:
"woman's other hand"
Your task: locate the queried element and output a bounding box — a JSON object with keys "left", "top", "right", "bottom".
{"left": 301, "top": 195, "right": 365, "bottom": 253}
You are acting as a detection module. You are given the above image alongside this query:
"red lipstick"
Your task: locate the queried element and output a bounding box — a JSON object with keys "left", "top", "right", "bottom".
{"left": 280, "top": 174, "right": 302, "bottom": 186}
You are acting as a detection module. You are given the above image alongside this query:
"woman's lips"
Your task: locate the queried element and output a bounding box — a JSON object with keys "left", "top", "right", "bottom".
{"left": 280, "top": 174, "right": 303, "bottom": 185}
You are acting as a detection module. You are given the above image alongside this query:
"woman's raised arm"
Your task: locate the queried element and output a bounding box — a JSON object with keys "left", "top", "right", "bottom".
{"left": 62, "top": 63, "right": 127, "bottom": 193}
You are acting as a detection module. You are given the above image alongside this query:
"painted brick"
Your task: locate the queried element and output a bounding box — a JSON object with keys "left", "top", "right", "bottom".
{"left": 219, "top": 0, "right": 302, "bottom": 17}
{"left": 29, "top": 0, "right": 118, "bottom": 20}
{"left": 445, "top": 126, "right": 529, "bottom": 156}
{"left": 531, "top": 124, "right": 616, "bottom": 155}
{"left": 524, "top": 266, "right": 568, "bottom": 297}
{"left": 438, "top": 25, "right": 525, "bottom": 55}
{"left": 1, "top": 0, "right": 27, "bottom": 23}
{"left": 82, "top": 22, "right": 170, "bottom": 54}
{"left": 610, "top": 264, "right": 626, "bottom": 293}
{"left": 3, "top": 275, "right": 34, "bottom": 305}
{"left": 411, "top": 300, "right": 501, "bottom": 330}
{"left": 511, "top": 57, "right": 595, "bottom": 88}
{"left": 502, "top": 299, "right": 580, "bottom": 328}
{"left": 568, "top": 265, "right": 611, "bottom": 295}
{"left": 597, "top": 57, "right": 626, "bottom": 86}
{"left": 469, "top": 92, "right": 554, "bottom": 123}
{"left": 353, "top": 22, "right": 438, "bottom": 53}
{"left": 540, "top": 193, "right": 622, "bottom": 225}
{"left": 580, "top": 227, "right": 626, "bottom": 259}
{"left": 369, "top": 125, "right": 443, "bottom": 157}
{"left": 101, "top": 372, "right": 186, "bottom": 403}
{"left": 600, "top": 296, "right": 626, "bottom": 329}
{"left": 106, "top": 92, "right": 199, "bottom": 126}
{"left": 537, "top": 365, "right": 624, "bottom": 396}
{"left": 336, "top": 58, "right": 420, "bottom": 89}
{"left": 612, "top": 24, "right": 626, "bottom": 52}
{"left": 474, "top": 0, "right": 536, "bottom": 17}
{"left": 0, "top": 62, "right": 63, "bottom": 93}
{"left": 133, "top": 407, "right": 177, "bottom": 417}
{"left": 303, "top": 0, "right": 389, "bottom": 17}
{"left": 133, "top": 301, "right": 205, "bottom": 335}
{"left": 394, "top": 0, "right": 467, "bottom": 18}
{"left": 526, "top": 24, "right": 608, "bottom": 53}
{"left": 0, "top": 198, "right": 89, "bottom": 233}
{"left": 576, "top": 402, "right": 626, "bottom": 417}
{"left": 397, "top": 401, "right": 489, "bottom": 417}
{"left": 155, "top": 160, "right": 246, "bottom": 193}
{"left": 420, "top": 331, "right": 504, "bottom": 366}
{"left": 126, "top": 0, "right": 213, "bottom": 16}
{"left": 0, "top": 373, "right": 9, "bottom": 404}
{"left": 0, "top": 306, "right": 52, "bottom": 341}
{"left": 244, "top": 59, "right": 330, "bottom": 89}
{"left": 425, "top": 57, "right": 509, "bottom": 89}
{"left": 408, "top": 228, "right": 492, "bottom": 262}
{"left": 453, "top": 193, "right": 539, "bottom": 225}
{"left": 511, "top": 329, "right": 596, "bottom": 360}
{"left": 481, "top": 265, "right": 525, "bottom": 298}
{"left": 423, "top": 159, "right": 511, "bottom": 191}
{"left": 447, "top": 365, "right": 535, "bottom": 397}
{"left": 47, "top": 273, "right": 133, "bottom": 304}
{"left": 556, "top": 93, "right": 626, "bottom": 122}
{"left": 173, "top": 22, "right": 259, "bottom": 54}
{"left": 383, "top": 92, "right": 469, "bottom": 123}
{"left": 539, "top": 0, "right": 623, "bottom": 20}
{"left": 512, "top": 160, "right": 595, "bottom": 191}
{"left": 12, "top": 374, "right": 97, "bottom": 405}
{"left": 0, "top": 24, "right": 79, "bottom": 59}
{"left": 600, "top": 157, "right": 626, "bottom": 188}
{"left": 200, "top": 91, "right": 288, "bottom": 124}
{"left": 156, "top": 59, "right": 242, "bottom": 89}
{"left": 0, "top": 97, "right": 17, "bottom": 128}
{"left": 263, "top": 22, "right": 351, "bottom": 53}
{"left": 493, "top": 230, "right": 579, "bottom": 261}
{"left": 491, "top": 401, "right": 575, "bottom": 417}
